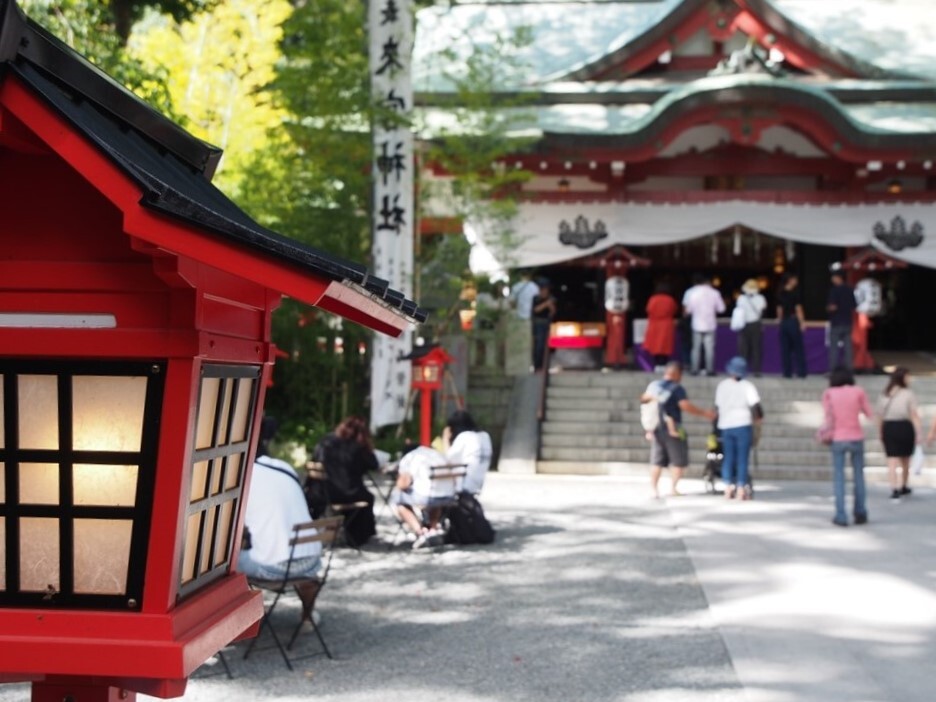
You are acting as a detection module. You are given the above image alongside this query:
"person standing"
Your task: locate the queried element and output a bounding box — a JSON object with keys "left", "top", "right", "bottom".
{"left": 714, "top": 356, "right": 763, "bottom": 500}
{"left": 827, "top": 269, "right": 857, "bottom": 372}
{"left": 777, "top": 273, "right": 807, "bottom": 378}
{"left": 509, "top": 270, "right": 539, "bottom": 320}
{"left": 531, "top": 279, "right": 557, "bottom": 372}
{"left": 878, "top": 367, "right": 921, "bottom": 501}
{"left": 679, "top": 275, "right": 704, "bottom": 366}
{"left": 640, "top": 361, "right": 716, "bottom": 498}
{"left": 644, "top": 283, "right": 679, "bottom": 369}
{"left": 684, "top": 274, "right": 725, "bottom": 376}
{"left": 821, "top": 367, "right": 873, "bottom": 526}
{"left": 735, "top": 279, "right": 767, "bottom": 376}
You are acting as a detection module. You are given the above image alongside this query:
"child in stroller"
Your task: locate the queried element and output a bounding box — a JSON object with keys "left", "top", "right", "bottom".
{"left": 703, "top": 422, "right": 756, "bottom": 496}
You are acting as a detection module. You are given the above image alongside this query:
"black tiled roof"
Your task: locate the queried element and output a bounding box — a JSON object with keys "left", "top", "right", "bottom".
{"left": 0, "top": 0, "right": 425, "bottom": 324}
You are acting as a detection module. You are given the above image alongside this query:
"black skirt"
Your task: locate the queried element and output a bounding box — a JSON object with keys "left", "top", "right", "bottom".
{"left": 882, "top": 420, "right": 915, "bottom": 458}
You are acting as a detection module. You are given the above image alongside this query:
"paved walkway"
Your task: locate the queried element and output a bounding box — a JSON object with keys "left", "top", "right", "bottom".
{"left": 1, "top": 472, "right": 932, "bottom": 702}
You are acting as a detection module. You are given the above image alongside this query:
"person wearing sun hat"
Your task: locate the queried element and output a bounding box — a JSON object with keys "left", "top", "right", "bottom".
{"left": 736, "top": 278, "right": 767, "bottom": 376}
{"left": 714, "top": 356, "right": 764, "bottom": 499}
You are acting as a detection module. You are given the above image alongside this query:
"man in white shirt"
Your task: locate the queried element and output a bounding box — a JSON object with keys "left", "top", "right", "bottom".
{"left": 736, "top": 278, "right": 767, "bottom": 376}
{"left": 238, "top": 419, "right": 321, "bottom": 580}
{"left": 443, "top": 410, "right": 492, "bottom": 495}
{"left": 509, "top": 271, "right": 539, "bottom": 320}
{"left": 684, "top": 274, "right": 726, "bottom": 375}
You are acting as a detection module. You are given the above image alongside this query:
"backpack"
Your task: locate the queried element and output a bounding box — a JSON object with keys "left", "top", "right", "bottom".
{"left": 640, "top": 381, "right": 673, "bottom": 432}
{"left": 445, "top": 491, "right": 496, "bottom": 545}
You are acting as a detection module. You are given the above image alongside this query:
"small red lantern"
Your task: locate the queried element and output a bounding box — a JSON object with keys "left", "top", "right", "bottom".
{"left": 403, "top": 346, "right": 454, "bottom": 446}
{"left": 0, "top": 4, "right": 422, "bottom": 701}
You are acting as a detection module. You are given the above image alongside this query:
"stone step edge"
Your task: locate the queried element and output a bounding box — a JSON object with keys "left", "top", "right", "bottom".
{"left": 534, "top": 461, "right": 936, "bottom": 486}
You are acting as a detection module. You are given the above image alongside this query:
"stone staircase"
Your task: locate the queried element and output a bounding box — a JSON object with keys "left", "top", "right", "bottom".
{"left": 538, "top": 371, "right": 936, "bottom": 483}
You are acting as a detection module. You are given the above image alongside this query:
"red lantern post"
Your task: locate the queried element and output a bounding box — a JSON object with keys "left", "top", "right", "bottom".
{"left": 0, "top": 4, "right": 423, "bottom": 701}
{"left": 405, "top": 346, "right": 454, "bottom": 446}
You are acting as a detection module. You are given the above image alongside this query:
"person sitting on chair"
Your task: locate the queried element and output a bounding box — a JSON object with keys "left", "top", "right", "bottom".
{"left": 238, "top": 416, "right": 321, "bottom": 580}
{"left": 306, "top": 416, "right": 378, "bottom": 547}
{"left": 390, "top": 444, "right": 457, "bottom": 549}
{"left": 442, "top": 410, "right": 492, "bottom": 495}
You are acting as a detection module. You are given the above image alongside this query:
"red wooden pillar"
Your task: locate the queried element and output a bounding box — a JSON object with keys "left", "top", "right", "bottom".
{"left": 420, "top": 387, "right": 433, "bottom": 446}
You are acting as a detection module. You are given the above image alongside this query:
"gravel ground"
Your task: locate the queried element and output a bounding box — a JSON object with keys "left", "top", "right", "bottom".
{"left": 0, "top": 473, "right": 742, "bottom": 702}
{"left": 14, "top": 472, "right": 932, "bottom": 702}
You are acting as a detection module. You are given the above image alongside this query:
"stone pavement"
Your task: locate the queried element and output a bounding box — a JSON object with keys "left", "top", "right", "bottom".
{"left": 0, "top": 472, "right": 932, "bottom": 702}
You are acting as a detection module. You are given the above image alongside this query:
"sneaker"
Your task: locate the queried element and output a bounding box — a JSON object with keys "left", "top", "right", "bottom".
{"left": 890, "top": 489, "right": 901, "bottom": 501}
{"left": 854, "top": 514, "right": 868, "bottom": 525}
{"left": 831, "top": 518, "right": 848, "bottom": 527}
{"left": 900, "top": 486, "right": 912, "bottom": 496}
{"left": 412, "top": 533, "right": 430, "bottom": 550}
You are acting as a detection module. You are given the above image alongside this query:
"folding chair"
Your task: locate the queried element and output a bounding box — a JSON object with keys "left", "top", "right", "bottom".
{"left": 242, "top": 515, "right": 343, "bottom": 669}
{"left": 390, "top": 463, "right": 466, "bottom": 548}
{"left": 306, "top": 462, "right": 371, "bottom": 550}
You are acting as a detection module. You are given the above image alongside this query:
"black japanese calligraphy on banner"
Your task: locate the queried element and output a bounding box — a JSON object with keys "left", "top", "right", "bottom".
{"left": 370, "top": 0, "right": 414, "bottom": 430}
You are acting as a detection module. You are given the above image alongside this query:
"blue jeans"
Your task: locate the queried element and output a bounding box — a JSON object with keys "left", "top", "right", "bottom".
{"left": 831, "top": 440, "right": 867, "bottom": 523}
{"left": 721, "top": 425, "right": 753, "bottom": 487}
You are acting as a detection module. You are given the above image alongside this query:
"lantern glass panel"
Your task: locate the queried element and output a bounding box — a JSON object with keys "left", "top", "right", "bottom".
{"left": 224, "top": 453, "right": 242, "bottom": 491}
{"left": 230, "top": 379, "right": 255, "bottom": 442}
{"left": 18, "top": 375, "right": 58, "bottom": 450}
{"left": 73, "top": 465, "right": 138, "bottom": 507}
{"left": 199, "top": 506, "right": 218, "bottom": 575}
{"left": 18, "top": 463, "right": 59, "bottom": 505}
{"left": 73, "top": 519, "right": 132, "bottom": 595}
{"left": 215, "top": 384, "right": 232, "bottom": 445}
{"left": 190, "top": 460, "right": 209, "bottom": 502}
{"left": 72, "top": 376, "right": 147, "bottom": 452}
{"left": 20, "top": 517, "right": 60, "bottom": 592}
{"left": 195, "top": 377, "right": 221, "bottom": 450}
{"left": 181, "top": 512, "right": 201, "bottom": 585}
{"left": 209, "top": 459, "right": 223, "bottom": 496}
{"left": 214, "top": 500, "right": 234, "bottom": 568}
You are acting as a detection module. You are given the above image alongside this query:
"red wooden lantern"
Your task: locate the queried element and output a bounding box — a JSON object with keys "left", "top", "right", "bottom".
{"left": 403, "top": 346, "right": 453, "bottom": 446}
{"left": 0, "top": 3, "right": 423, "bottom": 701}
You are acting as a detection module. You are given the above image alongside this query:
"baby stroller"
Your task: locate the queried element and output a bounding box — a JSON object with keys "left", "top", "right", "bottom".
{"left": 703, "top": 422, "right": 757, "bottom": 496}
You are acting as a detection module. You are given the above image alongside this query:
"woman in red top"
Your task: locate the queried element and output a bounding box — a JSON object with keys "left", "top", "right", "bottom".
{"left": 821, "top": 367, "right": 873, "bottom": 527}
{"left": 644, "top": 284, "right": 678, "bottom": 368}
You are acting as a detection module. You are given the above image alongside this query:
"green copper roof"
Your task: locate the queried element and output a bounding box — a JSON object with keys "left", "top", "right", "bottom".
{"left": 417, "top": 75, "right": 936, "bottom": 142}
{"left": 414, "top": 0, "right": 936, "bottom": 92}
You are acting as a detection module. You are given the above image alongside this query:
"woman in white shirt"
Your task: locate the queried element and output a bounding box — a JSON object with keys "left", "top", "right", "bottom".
{"left": 714, "top": 357, "right": 763, "bottom": 500}
{"left": 443, "top": 410, "right": 493, "bottom": 495}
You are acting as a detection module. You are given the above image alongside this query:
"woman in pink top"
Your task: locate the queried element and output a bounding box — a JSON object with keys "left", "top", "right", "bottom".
{"left": 821, "top": 367, "right": 873, "bottom": 526}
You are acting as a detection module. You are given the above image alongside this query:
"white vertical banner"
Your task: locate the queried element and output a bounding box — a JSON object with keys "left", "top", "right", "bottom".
{"left": 369, "top": 0, "right": 414, "bottom": 430}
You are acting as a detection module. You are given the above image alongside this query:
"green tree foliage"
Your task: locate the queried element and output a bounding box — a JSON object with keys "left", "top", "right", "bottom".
{"left": 130, "top": 0, "right": 292, "bottom": 195}
{"left": 21, "top": 0, "right": 177, "bottom": 117}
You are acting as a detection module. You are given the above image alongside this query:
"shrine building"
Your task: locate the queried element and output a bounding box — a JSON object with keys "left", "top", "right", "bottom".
{"left": 414, "top": 0, "right": 936, "bottom": 358}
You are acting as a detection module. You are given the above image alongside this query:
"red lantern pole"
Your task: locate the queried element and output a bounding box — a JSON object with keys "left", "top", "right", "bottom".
{"left": 420, "top": 386, "right": 433, "bottom": 446}
{"left": 604, "top": 256, "right": 630, "bottom": 368}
